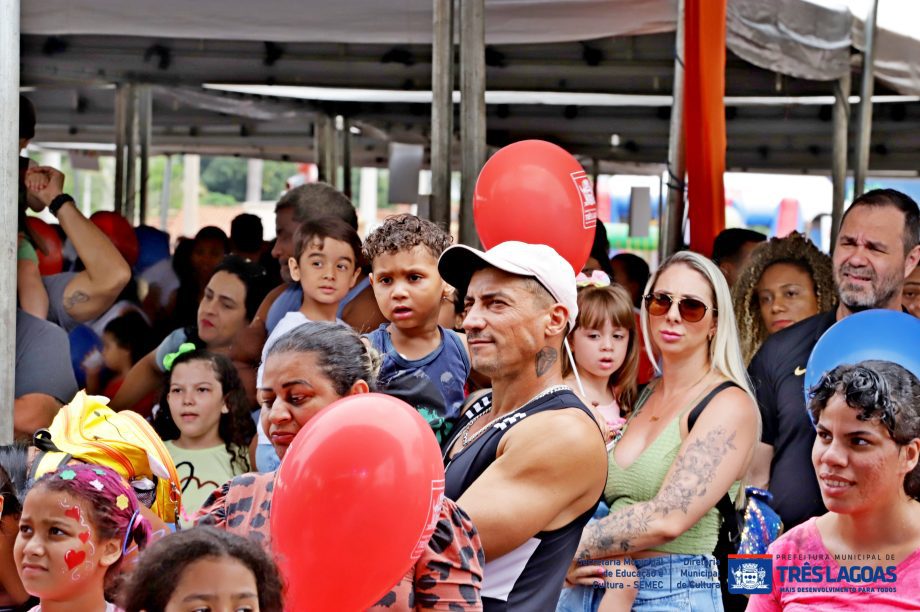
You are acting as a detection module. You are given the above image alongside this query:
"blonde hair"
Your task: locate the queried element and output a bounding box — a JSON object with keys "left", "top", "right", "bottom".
{"left": 641, "top": 251, "right": 761, "bottom": 508}
{"left": 562, "top": 283, "right": 640, "bottom": 414}
{"left": 732, "top": 232, "right": 835, "bottom": 364}
{"left": 640, "top": 251, "right": 757, "bottom": 408}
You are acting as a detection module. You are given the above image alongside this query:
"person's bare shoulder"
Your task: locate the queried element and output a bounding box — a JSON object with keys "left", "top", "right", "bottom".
{"left": 500, "top": 406, "right": 606, "bottom": 466}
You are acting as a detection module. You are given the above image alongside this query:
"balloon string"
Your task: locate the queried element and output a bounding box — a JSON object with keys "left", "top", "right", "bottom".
{"left": 563, "top": 337, "right": 586, "bottom": 398}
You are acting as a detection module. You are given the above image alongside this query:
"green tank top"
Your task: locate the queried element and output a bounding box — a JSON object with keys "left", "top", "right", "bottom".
{"left": 604, "top": 382, "right": 740, "bottom": 555}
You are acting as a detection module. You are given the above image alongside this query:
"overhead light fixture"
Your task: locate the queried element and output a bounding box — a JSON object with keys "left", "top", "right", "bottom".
{"left": 610, "top": 133, "right": 621, "bottom": 147}
{"left": 349, "top": 125, "right": 362, "bottom": 135}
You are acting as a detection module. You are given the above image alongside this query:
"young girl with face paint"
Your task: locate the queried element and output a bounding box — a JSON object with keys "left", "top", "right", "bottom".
{"left": 13, "top": 464, "right": 151, "bottom": 612}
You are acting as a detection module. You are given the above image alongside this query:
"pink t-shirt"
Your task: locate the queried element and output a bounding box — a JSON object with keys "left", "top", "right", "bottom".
{"left": 594, "top": 397, "right": 622, "bottom": 426}
{"left": 747, "top": 517, "right": 920, "bottom": 611}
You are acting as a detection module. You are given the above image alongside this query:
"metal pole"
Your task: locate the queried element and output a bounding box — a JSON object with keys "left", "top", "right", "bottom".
{"left": 124, "top": 84, "right": 138, "bottom": 223}
{"left": 342, "top": 119, "right": 353, "bottom": 198}
{"left": 246, "top": 158, "right": 263, "bottom": 203}
{"left": 359, "top": 166, "right": 379, "bottom": 235}
{"left": 431, "top": 0, "right": 454, "bottom": 230}
{"left": 81, "top": 171, "right": 93, "bottom": 216}
{"left": 663, "top": 0, "right": 687, "bottom": 259}
{"left": 160, "top": 154, "right": 172, "bottom": 230}
{"left": 831, "top": 70, "right": 851, "bottom": 252}
{"left": 854, "top": 0, "right": 879, "bottom": 196}
{"left": 459, "top": 0, "right": 485, "bottom": 248}
{"left": 313, "top": 115, "right": 325, "bottom": 183}
{"left": 1, "top": 0, "right": 20, "bottom": 444}
{"left": 113, "top": 84, "right": 127, "bottom": 214}
{"left": 182, "top": 154, "right": 200, "bottom": 237}
{"left": 138, "top": 85, "right": 152, "bottom": 226}
{"left": 314, "top": 114, "right": 336, "bottom": 184}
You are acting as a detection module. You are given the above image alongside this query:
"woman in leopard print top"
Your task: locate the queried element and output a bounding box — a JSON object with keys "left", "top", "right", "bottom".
{"left": 197, "top": 322, "right": 483, "bottom": 610}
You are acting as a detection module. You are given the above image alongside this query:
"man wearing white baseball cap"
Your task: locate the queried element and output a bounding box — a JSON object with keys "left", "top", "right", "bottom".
{"left": 439, "top": 241, "right": 608, "bottom": 611}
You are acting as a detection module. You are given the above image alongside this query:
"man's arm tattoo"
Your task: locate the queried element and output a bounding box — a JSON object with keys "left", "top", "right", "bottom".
{"left": 535, "top": 347, "right": 557, "bottom": 376}
{"left": 579, "top": 427, "right": 737, "bottom": 557}
{"left": 63, "top": 290, "right": 90, "bottom": 313}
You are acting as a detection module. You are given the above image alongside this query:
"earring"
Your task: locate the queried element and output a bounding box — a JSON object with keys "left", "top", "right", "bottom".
{"left": 221, "top": 406, "right": 229, "bottom": 414}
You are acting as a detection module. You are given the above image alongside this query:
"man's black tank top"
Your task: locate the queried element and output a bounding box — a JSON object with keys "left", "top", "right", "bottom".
{"left": 444, "top": 387, "right": 604, "bottom": 611}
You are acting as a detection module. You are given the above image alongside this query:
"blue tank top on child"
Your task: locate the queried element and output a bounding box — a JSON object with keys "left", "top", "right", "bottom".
{"left": 266, "top": 277, "right": 371, "bottom": 333}
{"left": 365, "top": 324, "right": 470, "bottom": 419}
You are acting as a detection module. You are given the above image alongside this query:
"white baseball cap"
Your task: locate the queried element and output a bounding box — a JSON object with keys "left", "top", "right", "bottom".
{"left": 438, "top": 241, "right": 578, "bottom": 329}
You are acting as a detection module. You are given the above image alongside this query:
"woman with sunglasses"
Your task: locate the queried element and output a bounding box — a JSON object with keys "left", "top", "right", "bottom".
{"left": 566, "top": 251, "right": 760, "bottom": 611}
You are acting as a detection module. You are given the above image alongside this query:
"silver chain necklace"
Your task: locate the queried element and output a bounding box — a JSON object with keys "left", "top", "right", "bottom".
{"left": 460, "top": 384, "right": 571, "bottom": 448}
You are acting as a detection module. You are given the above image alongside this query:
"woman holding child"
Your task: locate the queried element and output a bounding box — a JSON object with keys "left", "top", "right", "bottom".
{"left": 197, "top": 322, "right": 483, "bottom": 610}
{"left": 567, "top": 251, "right": 759, "bottom": 611}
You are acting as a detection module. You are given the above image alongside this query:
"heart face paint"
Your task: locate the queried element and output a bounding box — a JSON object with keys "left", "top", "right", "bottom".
{"left": 64, "top": 549, "right": 86, "bottom": 570}
{"left": 59, "top": 501, "right": 95, "bottom": 581}
{"left": 13, "top": 489, "right": 102, "bottom": 599}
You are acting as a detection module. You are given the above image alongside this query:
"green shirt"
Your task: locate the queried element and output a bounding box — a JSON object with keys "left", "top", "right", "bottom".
{"left": 164, "top": 440, "right": 247, "bottom": 529}
{"left": 604, "top": 384, "right": 739, "bottom": 555}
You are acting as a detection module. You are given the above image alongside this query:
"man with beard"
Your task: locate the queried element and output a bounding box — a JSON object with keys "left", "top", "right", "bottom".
{"left": 747, "top": 189, "right": 920, "bottom": 529}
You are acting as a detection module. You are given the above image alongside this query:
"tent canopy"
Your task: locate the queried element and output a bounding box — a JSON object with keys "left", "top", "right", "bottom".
{"left": 19, "top": 0, "right": 920, "bottom": 172}
{"left": 21, "top": 0, "right": 920, "bottom": 94}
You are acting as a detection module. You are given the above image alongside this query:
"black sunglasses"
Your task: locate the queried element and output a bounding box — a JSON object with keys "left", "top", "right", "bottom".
{"left": 644, "top": 292, "right": 716, "bottom": 323}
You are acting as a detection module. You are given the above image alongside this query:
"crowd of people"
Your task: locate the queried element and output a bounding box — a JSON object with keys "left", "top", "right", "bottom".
{"left": 5, "top": 94, "right": 920, "bottom": 611}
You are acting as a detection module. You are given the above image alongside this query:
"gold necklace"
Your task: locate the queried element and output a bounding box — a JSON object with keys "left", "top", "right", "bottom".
{"left": 645, "top": 370, "right": 712, "bottom": 422}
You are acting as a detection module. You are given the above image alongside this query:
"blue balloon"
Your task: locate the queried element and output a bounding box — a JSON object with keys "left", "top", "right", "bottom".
{"left": 69, "top": 324, "right": 104, "bottom": 390}
{"left": 134, "top": 225, "right": 171, "bottom": 274}
{"left": 804, "top": 310, "right": 920, "bottom": 403}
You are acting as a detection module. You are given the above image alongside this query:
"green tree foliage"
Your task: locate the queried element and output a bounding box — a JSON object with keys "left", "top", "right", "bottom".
{"left": 262, "top": 161, "right": 300, "bottom": 201}
{"left": 200, "top": 156, "right": 247, "bottom": 202}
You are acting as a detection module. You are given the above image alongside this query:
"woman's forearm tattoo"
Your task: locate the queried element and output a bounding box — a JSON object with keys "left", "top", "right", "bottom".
{"left": 580, "top": 427, "right": 737, "bottom": 557}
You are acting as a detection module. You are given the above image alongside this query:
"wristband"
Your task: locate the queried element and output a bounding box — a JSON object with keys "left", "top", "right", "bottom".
{"left": 49, "top": 193, "right": 75, "bottom": 217}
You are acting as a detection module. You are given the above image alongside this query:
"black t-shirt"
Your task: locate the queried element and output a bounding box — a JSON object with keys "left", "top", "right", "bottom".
{"left": 748, "top": 310, "right": 836, "bottom": 529}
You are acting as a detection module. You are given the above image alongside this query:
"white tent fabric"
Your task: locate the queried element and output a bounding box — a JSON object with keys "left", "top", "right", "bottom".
{"left": 20, "top": 0, "right": 678, "bottom": 45}
{"left": 726, "top": 0, "right": 852, "bottom": 82}
{"left": 726, "top": 0, "right": 920, "bottom": 94}
{"left": 19, "top": 0, "right": 920, "bottom": 94}
{"left": 849, "top": 0, "right": 920, "bottom": 96}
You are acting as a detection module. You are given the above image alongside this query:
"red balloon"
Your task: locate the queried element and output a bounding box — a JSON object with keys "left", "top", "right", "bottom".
{"left": 474, "top": 139, "right": 597, "bottom": 272}
{"left": 90, "top": 211, "right": 139, "bottom": 267}
{"left": 271, "top": 393, "right": 446, "bottom": 610}
{"left": 24, "top": 217, "right": 63, "bottom": 275}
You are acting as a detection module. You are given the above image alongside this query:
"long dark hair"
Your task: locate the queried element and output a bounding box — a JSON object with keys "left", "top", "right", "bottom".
{"left": 0, "top": 443, "right": 31, "bottom": 522}
{"left": 119, "top": 527, "right": 283, "bottom": 612}
{"left": 211, "top": 254, "right": 271, "bottom": 322}
{"left": 153, "top": 350, "right": 254, "bottom": 473}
